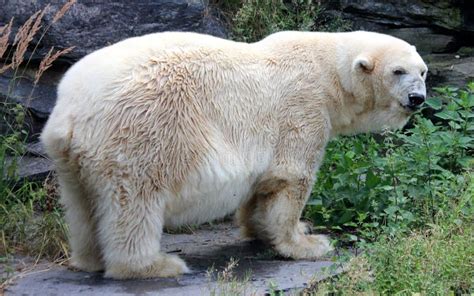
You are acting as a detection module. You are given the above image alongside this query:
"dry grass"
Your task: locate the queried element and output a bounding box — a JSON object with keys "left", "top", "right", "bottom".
{"left": 0, "top": 0, "right": 76, "bottom": 76}
{"left": 206, "top": 258, "right": 258, "bottom": 296}
{"left": 11, "top": 9, "right": 44, "bottom": 70}
{"left": 53, "top": 0, "right": 77, "bottom": 23}
{"left": 0, "top": 19, "right": 13, "bottom": 61}
{"left": 1, "top": 0, "right": 77, "bottom": 290}
{"left": 35, "top": 46, "right": 74, "bottom": 84}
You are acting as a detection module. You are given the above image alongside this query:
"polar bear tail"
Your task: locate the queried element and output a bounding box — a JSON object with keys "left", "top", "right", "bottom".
{"left": 40, "top": 111, "right": 74, "bottom": 164}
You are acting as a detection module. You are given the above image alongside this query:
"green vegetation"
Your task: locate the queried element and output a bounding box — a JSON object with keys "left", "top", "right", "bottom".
{"left": 313, "top": 193, "right": 473, "bottom": 295}
{"left": 0, "top": 2, "right": 74, "bottom": 286}
{"left": 221, "top": 0, "right": 351, "bottom": 42}
{"left": 305, "top": 85, "right": 474, "bottom": 294}
{"left": 307, "top": 85, "right": 474, "bottom": 239}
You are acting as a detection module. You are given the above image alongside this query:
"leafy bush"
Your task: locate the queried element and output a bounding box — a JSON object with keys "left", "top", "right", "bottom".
{"left": 314, "top": 176, "right": 473, "bottom": 295}
{"left": 306, "top": 84, "right": 474, "bottom": 295}
{"left": 305, "top": 83, "right": 474, "bottom": 240}
{"left": 229, "top": 0, "right": 351, "bottom": 42}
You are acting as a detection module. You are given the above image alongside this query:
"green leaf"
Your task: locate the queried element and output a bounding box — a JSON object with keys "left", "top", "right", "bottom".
{"left": 381, "top": 185, "right": 394, "bottom": 191}
{"left": 425, "top": 97, "right": 443, "bottom": 110}
{"left": 435, "top": 110, "right": 461, "bottom": 121}
{"left": 307, "top": 199, "right": 322, "bottom": 206}
{"left": 384, "top": 206, "right": 399, "bottom": 216}
{"left": 459, "top": 136, "right": 473, "bottom": 146}
{"left": 365, "top": 169, "right": 380, "bottom": 188}
{"left": 467, "top": 122, "right": 474, "bottom": 131}
{"left": 447, "top": 87, "right": 459, "bottom": 92}
{"left": 346, "top": 234, "right": 358, "bottom": 241}
{"left": 448, "top": 121, "right": 462, "bottom": 130}
{"left": 466, "top": 93, "right": 474, "bottom": 107}
{"left": 458, "top": 110, "right": 474, "bottom": 119}
{"left": 337, "top": 210, "right": 355, "bottom": 224}
{"left": 457, "top": 157, "right": 474, "bottom": 168}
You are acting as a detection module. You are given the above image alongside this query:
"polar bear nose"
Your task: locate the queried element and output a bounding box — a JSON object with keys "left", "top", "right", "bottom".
{"left": 408, "top": 93, "right": 425, "bottom": 108}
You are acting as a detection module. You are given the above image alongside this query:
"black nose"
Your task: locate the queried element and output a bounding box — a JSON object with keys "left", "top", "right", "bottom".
{"left": 408, "top": 93, "right": 425, "bottom": 108}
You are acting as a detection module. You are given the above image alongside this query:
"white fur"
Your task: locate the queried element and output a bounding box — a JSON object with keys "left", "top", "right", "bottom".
{"left": 41, "top": 31, "right": 427, "bottom": 279}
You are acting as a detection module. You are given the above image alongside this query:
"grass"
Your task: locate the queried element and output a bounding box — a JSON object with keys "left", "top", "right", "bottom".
{"left": 0, "top": 1, "right": 75, "bottom": 289}
{"left": 313, "top": 180, "right": 473, "bottom": 295}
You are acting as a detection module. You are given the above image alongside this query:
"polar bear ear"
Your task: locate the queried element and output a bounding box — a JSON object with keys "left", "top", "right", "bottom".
{"left": 354, "top": 55, "right": 374, "bottom": 73}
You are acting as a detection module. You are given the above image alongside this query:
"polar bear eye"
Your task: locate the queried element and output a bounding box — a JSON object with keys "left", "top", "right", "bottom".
{"left": 421, "top": 71, "right": 426, "bottom": 77}
{"left": 393, "top": 69, "right": 406, "bottom": 76}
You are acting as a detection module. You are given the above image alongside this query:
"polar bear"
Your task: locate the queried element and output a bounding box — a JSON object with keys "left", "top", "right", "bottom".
{"left": 41, "top": 31, "right": 427, "bottom": 279}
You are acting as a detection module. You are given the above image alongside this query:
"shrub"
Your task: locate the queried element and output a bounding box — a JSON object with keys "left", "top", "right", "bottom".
{"left": 314, "top": 176, "right": 473, "bottom": 294}
{"left": 228, "top": 0, "right": 351, "bottom": 42}
{"left": 305, "top": 83, "right": 474, "bottom": 240}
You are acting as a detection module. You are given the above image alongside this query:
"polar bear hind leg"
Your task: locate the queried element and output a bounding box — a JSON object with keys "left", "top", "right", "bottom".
{"left": 92, "top": 178, "right": 189, "bottom": 279}
{"left": 41, "top": 126, "right": 104, "bottom": 272}
{"left": 58, "top": 172, "right": 104, "bottom": 272}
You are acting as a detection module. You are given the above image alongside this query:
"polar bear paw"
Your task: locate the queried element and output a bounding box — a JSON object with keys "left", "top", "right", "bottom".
{"left": 297, "top": 221, "right": 313, "bottom": 235}
{"left": 69, "top": 254, "right": 104, "bottom": 272}
{"left": 104, "top": 254, "right": 190, "bottom": 279}
{"left": 275, "top": 234, "right": 333, "bottom": 260}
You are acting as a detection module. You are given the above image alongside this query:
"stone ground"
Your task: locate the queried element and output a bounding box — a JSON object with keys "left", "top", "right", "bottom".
{"left": 3, "top": 223, "right": 342, "bottom": 295}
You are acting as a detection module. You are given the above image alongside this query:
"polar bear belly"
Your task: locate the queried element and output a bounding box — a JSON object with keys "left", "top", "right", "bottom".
{"left": 163, "top": 144, "right": 272, "bottom": 228}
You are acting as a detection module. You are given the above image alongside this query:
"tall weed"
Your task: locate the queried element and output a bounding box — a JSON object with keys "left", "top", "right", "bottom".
{"left": 1, "top": 1, "right": 76, "bottom": 262}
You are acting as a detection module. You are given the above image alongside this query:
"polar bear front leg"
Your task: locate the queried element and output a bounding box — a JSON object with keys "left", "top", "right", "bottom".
{"left": 247, "top": 173, "right": 333, "bottom": 259}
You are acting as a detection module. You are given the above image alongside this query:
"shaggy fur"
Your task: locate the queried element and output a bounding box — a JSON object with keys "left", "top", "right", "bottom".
{"left": 41, "top": 31, "right": 427, "bottom": 279}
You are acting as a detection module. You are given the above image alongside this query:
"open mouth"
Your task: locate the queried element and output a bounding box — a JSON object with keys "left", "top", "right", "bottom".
{"left": 400, "top": 102, "right": 420, "bottom": 112}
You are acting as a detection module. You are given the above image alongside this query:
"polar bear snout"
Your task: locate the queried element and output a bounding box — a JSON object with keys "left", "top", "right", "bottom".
{"left": 407, "top": 93, "right": 426, "bottom": 110}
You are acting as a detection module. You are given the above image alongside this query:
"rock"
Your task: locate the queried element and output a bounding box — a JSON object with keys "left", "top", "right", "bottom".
{"left": 325, "top": 0, "right": 474, "bottom": 54}
{"left": 6, "top": 155, "right": 53, "bottom": 182}
{"left": 26, "top": 141, "right": 48, "bottom": 157}
{"left": 0, "top": 65, "right": 59, "bottom": 139}
{"left": 384, "top": 27, "right": 455, "bottom": 54}
{"left": 5, "top": 223, "right": 343, "bottom": 295}
{"left": 425, "top": 54, "right": 474, "bottom": 88}
{"left": 0, "top": 0, "right": 228, "bottom": 62}
{"left": 2, "top": 142, "right": 51, "bottom": 182}
{"left": 335, "top": 0, "right": 470, "bottom": 32}
{"left": 0, "top": 67, "right": 61, "bottom": 120}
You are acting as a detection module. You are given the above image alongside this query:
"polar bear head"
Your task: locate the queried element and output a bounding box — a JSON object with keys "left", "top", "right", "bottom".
{"left": 340, "top": 33, "right": 428, "bottom": 134}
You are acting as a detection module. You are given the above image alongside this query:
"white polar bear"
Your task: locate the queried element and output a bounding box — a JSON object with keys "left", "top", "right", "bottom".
{"left": 41, "top": 31, "right": 427, "bottom": 279}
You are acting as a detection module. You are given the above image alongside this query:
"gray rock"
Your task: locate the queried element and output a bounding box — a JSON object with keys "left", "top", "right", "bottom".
{"left": 336, "top": 0, "right": 471, "bottom": 32}
{"left": 425, "top": 54, "right": 474, "bottom": 88}
{"left": 0, "top": 66, "right": 58, "bottom": 139}
{"left": 326, "top": 0, "right": 474, "bottom": 55}
{"left": 26, "top": 141, "right": 48, "bottom": 157}
{"left": 5, "top": 223, "right": 342, "bottom": 295}
{"left": 385, "top": 27, "right": 455, "bottom": 54}
{"left": 6, "top": 155, "right": 53, "bottom": 182}
{"left": 0, "top": 0, "right": 228, "bottom": 62}
{"left": 0, "top": 67, "right": 60, "bottom": 119}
